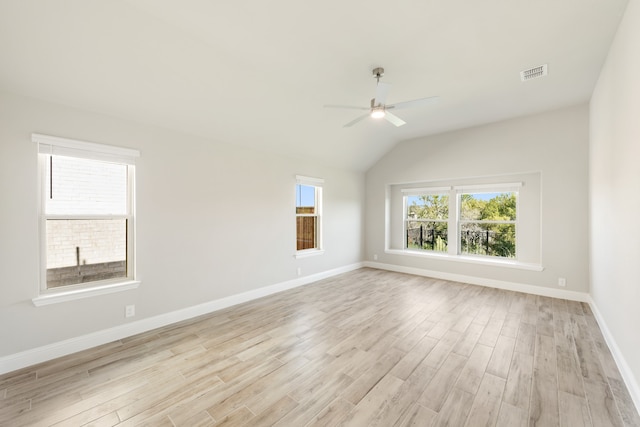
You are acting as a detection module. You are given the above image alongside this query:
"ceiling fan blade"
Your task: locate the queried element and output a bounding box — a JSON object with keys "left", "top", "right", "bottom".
{"left": 324, "top": 104, "right": 369, "bottom": 110}
{"left": 384, "top": 111, "right": 406, "bottom": 127}
{"left": 344, "top": 113, "right": 370, "bottom": 127}
{"left": 374, "top": 82, "right": 391, "bottom": 106}
{"left": 387, "top": 96, "right": 439, "bottom": 110}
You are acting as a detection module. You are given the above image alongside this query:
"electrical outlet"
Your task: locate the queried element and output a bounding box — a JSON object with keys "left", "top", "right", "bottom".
{"left": 373, "top": 254, "right": 378, "bottom": 261}
{"left": 125, "top": 305, "right": 135, "bottom": 318}
{"left": 558, "top": 278, "right": 566, "bottom": 287}
{"left": 297, "top": 267, "right": 301, "bottom": 276}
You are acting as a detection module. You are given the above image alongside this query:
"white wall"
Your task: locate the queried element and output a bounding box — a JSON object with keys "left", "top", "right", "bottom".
{"left": 365, "top": 104, "right": 590, "bottom": 293}
{"left": 0, "top": 91, "right": 364, "bottom": 358}
{"left": 590, "top": 0, "right": 640, "bottom": 405}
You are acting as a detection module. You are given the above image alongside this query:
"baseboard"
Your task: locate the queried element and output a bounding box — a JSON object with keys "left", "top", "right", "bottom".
{"left": 588, "top": 297, "right": 640, "bottom": 416}
{"left": 0, "top": 262, "right": 364, "bottom": 375}
{"left": 364, "top": 261, "right": 590, "bottom": 302}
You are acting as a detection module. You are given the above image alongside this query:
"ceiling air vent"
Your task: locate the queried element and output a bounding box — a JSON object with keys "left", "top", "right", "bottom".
{"left": 520, "top": 64, "right": 548, "bottom": 82}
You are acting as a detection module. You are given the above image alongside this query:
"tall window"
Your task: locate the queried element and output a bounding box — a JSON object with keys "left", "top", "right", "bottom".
{"left": 404, "top": 191, "right": 449, "bottom": 253}
{"left": 35, "top": 134, "right": 139, "bottom": 291}
{"left": 459, "top": 191, "right": 517, "bottom": 258}
{"left": 295, "top": 175, "right": 323, "bottom": 254}
{"left": 403, "top": 184, "right": 519, "bottom": 259}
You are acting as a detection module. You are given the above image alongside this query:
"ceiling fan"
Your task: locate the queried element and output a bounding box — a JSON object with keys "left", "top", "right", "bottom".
{"left": 324, "top": 67, "right": 439, "bottom": 128}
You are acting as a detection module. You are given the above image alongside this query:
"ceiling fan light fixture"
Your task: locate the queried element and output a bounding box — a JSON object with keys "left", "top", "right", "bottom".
{"left": 323, "top": 66, "right": 439, "bottom": 127}
{"left": 371, "top": 108, "right": 385, "bottom": 119}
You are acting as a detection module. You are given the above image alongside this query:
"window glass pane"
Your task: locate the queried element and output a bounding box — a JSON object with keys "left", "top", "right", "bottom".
{"left": 46, "top": 219, "right": 127, "bottom": 288}
{"left": 460, "top": 192, "right": 516, "bottom": 221}
{"left": 296, "top": 216, "right": 317, "bottom": 250}
{"left": 406, "top": 194, "right": 449, "bottom": 220}
{"left": 460, "top": 223, "right": 516, "bottom": 258}
{"left": 296, "top": 184, "right": 316, "bottom": 214}
{"left": 45, "top": 155, "right": 127, "bottom": 215}
{"left": 406, "top": 220, "right": 448, "bottom": 252}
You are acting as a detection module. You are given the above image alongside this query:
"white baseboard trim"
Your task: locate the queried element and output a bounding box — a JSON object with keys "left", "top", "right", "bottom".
{"left": 588, "top": 297, "right": 640, "bottom": 416}
{"left": 364, "top": 261, "right": 590, "bottom": 302}
{"left": 0, "top": 262, "right": 363, "bottom": 375}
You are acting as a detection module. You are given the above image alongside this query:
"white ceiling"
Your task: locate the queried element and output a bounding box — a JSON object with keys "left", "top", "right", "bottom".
{"left": 0, "top": 0, "right": 629, "bottom": 171}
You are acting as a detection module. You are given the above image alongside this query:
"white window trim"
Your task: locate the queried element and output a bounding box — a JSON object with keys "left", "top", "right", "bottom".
{"left": 385, "top": 248, "right": 543, "bottom": 271}
{"left": 32, "top": 280, "right": 140, "bottom": 306}
{"left": 294, "top": 249, "right": 326, "bottom": 259}
{"left": 295, "top": 175, "right": 324, "bottom": 257}
{"left": 33, "top": 133, "right": 140, "bottom": 306}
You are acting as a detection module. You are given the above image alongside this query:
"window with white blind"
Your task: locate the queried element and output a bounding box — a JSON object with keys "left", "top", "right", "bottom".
{"left": 33, "top": 134, "right": 140, "bottom": 304}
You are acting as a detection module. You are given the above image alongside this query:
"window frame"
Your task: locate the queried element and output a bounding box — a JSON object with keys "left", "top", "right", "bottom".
{"left": 32, "top": 133, "right": 140, "bottom": 306}
{"left": 294, "top": 175, "right": 324, "bottom": 258}
{"left": 402, "top": 187, "right": 451, "bottom": 254}
{"left": 401, "top": 183, "right": 521, "bottom": 260}
{"left": 456, "top": 186, "right": 519, "bottom": 259}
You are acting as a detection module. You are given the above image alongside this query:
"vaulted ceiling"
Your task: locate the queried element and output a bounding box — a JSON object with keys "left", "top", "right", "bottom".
{"left": 0, "top": 0, "right": 629, "bottom": 171}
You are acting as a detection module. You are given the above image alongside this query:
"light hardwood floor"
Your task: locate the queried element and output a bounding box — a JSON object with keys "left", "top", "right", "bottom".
{"left": 1, "top": 268, "right": 639, "bottom": 426}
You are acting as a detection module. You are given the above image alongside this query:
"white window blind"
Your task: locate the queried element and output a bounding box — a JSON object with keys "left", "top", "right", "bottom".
{"left": 401, "top": 186, "right": 451, "bottom": 195}
{"left": 296, "top": 175, "right": 324, "bottom": 187}
{"left": 453, "top": 182, "right": 522, "bottom": 193}
{"left": 33, "top": 133, "right": 139, "bottom": 165}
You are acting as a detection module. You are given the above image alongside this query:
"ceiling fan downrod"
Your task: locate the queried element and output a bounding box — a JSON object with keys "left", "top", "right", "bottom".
{"left": 372, "top": 67, "right": 384, "bottom": 84}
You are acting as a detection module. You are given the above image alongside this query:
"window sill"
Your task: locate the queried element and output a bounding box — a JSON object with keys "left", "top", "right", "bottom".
{"left": 385, "top": 249, "right": 544, "bottom": 271}
{"left": 294, "top": 249, "right": 325, "bottom": 259}
{"left": 32, "top": 280, "right": 140, "bottom": 307}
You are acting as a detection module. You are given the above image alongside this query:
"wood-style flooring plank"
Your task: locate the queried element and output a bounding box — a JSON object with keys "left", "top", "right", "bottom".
{"left": 496, "top": 402, "right": 527, "bottom": 427}
{"left": 304, "top": 398, "right": 353, "bottom": 427}
{"left": 239, "top": 395, "right": 297, "bottom": 427}
{"left": 529, "top": 333, "right": 560, "bottom": 426}
{"left": 431, "top": 387, "right": 475, "bottom": 427}
{"left": 486, "top": 335, "right": 516, "bottom": 379}
{"left": 394, "top": 403, "right": 437, "bottom": 427}
{"left": 337, "top": 374, "right": 405, "bottom": 427}
{"left": 559, "top": 390, "right": 592, "bottom": 427}
{"left": 417, "top": 352, "right": 467, "bottom": 412}
{"left": 455, "top": 343, "right": 493, "bottom": 394}
{"left": 340, "top": 348, "right": 405, "bottom": 405}
{"left": 366, "top": 360, "right": 437, "bottom": 427}
{"left": 212, "top": 406, "right": 254, "bottom": 427}
{"left": 583, "top": 378, "right": 624, "bottom": 427}
{"left": 503, "top": 349, "right": 533, "bottom": 411}
{"left": 271, "top": 372, "right": 352, "bottom": 426}
{"left": 464, "top": 373, "right": 506, "bottom": 427}
{"left": 608, "top": 376, "right": 640, "bottom": 427}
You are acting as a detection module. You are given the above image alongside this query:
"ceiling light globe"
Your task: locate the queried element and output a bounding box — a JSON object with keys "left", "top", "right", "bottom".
{"left": 371, "top": 109, "right": 385, "bottom": 119}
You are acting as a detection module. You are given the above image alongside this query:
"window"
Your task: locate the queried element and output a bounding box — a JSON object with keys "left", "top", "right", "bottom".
{"left": 295, "top": 175, "right": 323, "bottom": 256}
{"left": 402, "top": 183, "right": 519, "bottom": 260}
{"left": 34, "top": 134, "right": 139, "bottom": 295}
{"left": 404, "top": 190, "right": 449, "bottom": 253}
{"left": 459, "top": 191, "right": 517, "bottom": 258}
